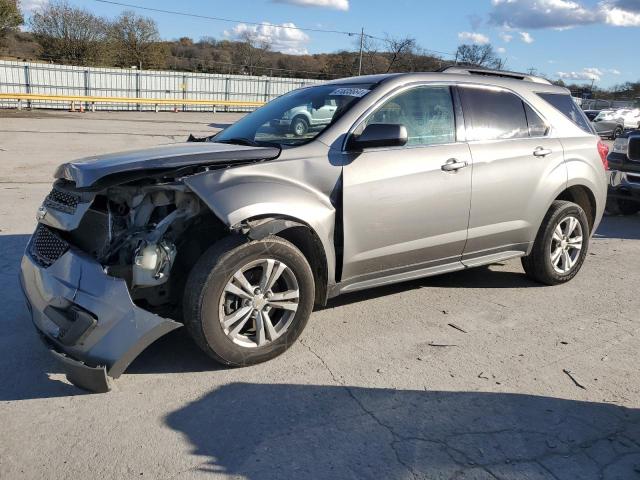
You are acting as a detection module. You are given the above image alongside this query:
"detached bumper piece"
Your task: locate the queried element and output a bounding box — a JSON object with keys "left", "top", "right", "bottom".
{"left": 20, "top": 232, "right": 181, "bottom": 393}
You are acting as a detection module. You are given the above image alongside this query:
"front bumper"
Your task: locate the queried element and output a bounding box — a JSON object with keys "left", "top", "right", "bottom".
{"left": 608, "top": 169, "right": 640, "bottom": 203}
{"left": 20, "top": 242, "right": 181, "bottom": 393}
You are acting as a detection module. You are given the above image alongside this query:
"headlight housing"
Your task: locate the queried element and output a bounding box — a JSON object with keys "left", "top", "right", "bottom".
{"left": 612, "top": 137, "right": 628, "bottom": 155}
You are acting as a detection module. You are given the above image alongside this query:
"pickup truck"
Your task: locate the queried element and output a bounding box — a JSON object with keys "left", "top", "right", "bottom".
{"left": 608, "top": 132, "right": 640, "bottom": 215}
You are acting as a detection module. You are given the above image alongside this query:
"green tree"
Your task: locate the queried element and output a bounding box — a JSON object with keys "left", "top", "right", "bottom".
{"left": 30, "top": 1, "right": 108, "bottom": 64}
{"left": 0, "top": 0, "right": 23, "bottom": 40}
{"left": 109, "top": 11, "right": 167, "bottom": 69}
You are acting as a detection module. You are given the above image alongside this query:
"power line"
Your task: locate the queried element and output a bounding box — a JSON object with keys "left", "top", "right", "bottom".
{"left": 93, "top": 0, "right": 458, "bottom": 58}
{"left": 94, "top": 0, "right": 357, "bottom": 36}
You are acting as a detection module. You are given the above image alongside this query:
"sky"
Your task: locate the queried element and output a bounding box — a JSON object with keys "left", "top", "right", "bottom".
{"left": 22, "top": 0, "right": 640, "bottom": 88}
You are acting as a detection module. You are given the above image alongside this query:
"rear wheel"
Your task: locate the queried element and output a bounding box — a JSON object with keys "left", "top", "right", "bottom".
{"left": 521, "top": 201, "right": 589, "bottom": 285}
{"left": 184, "top": 236, "right": 315, "bottom": 366}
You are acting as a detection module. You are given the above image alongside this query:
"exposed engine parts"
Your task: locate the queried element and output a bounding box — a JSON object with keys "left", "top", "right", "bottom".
{"left": 64, "top": 183, "right": 201, "bottom": 293}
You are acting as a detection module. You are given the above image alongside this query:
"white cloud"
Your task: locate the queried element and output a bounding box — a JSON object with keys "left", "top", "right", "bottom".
{"left": 499, "top": 32, "right": 513, "bottom": 42}
{"left": 609, "top": 68, "right": 622, "bottom": 75}
{"left": 601, "top": 1, "right": 640, "bottom": 26}
{"left": 457, "top": 31, "right": 491, "bottom": 45}
{"left": 490, "top": 0, "right": 598, "bottom": 29}
{"left": 489, "top": 0, "right": 640, "bottom": 29}
{"left": 496, "top": 47, "right": 507, "bottom": 53}
{"left": 557, "top": 67, "right": 603, "bottom": 81}
{"left": 224, "top": 22, "right": 310, "bottom": 55}
{"left": 519, "top": 31, "right": 534, "bottom": 43}
{"left": 271, "top": 0, "right": 349, "bottom": 10}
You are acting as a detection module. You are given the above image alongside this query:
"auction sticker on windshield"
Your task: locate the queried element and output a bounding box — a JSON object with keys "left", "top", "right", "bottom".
{"left": 330, "top": 88, "right": 370, "bottom": 97}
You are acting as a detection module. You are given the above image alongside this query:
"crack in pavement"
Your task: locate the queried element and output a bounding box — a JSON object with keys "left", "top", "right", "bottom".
{"left": 297, "top": 338, "right": 640, "bottom": 479}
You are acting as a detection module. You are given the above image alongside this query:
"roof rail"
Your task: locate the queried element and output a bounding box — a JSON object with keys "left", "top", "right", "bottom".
{"left": 440, "top": 66, "right": 552, "bottom": 85}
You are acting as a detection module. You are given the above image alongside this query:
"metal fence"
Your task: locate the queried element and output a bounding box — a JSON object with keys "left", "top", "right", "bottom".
{"left": 0, "top": 60, "right": 324, "bottom": 112}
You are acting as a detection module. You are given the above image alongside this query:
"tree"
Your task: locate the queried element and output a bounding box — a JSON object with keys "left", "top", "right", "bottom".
{"left": 232, "top": 30, "right": 271, "bottom": 75}
{"left": 109, "top": 11, "right": 167, "bottom": 69}
{"left": 30, "top": 1, "right": 107, "bottom": 64}
{"left": 0, "top": 0, "right": 23, "bottom": 41}
{"left": 384, "top": 36, "right": 418, "bottom": 73}
{"left": 455, "top": 44, "right": 505, "bottom": 70}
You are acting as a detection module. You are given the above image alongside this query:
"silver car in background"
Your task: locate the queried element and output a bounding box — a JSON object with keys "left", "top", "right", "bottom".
{"left": 20, "top": 67, "right": 608, "bottom": 392}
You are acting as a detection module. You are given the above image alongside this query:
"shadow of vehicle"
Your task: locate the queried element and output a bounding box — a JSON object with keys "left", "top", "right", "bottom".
{"left": 166, "top": 382, "right": 640, "bottom": 479}
{"left": 208, "top": 123, "right": 233, "bottom": 129}
{"left": 595, "top": 214, "right": 640, "bottom": 240}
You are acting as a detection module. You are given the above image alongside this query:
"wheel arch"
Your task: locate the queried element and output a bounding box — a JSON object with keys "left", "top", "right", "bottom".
{"left": 554, "top": 184, "right": 598, "bottom": 233}
{"left": 182, "top": 172, "right": 337, "bottom": 305}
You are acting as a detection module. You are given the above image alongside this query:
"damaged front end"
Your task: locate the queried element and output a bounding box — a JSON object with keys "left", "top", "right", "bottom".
{"left": 20, "top": 147, "right": 268, "bottom": 392}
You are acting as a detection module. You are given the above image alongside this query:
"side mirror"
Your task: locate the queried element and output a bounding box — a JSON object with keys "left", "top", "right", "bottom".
{"left": 628, "top": 134, "right": 640, "bottom": 161}
{"left": 349, "top": 124, "right": 408, "bottom": 150}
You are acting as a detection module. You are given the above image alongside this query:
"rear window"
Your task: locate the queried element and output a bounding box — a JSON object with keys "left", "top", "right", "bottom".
{"left": 537, "top": 93, "right": 593, "bottom": 134}
{"left": 459, "top": 87, "right": 530, "bottom": 141}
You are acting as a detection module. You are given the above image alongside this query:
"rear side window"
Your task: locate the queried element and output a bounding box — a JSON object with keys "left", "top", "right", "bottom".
{"left": 537, "top": 93, "right": 593, "bottom": 134}
{"left": 459, "top": 87, "right": 529, "bottom": 141}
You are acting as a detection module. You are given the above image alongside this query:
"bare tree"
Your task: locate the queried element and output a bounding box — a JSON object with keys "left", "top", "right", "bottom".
{"left": 109, "top": 11, "right": 167, "bottom": 69}
{"left": 233, "top": 30, "right": 271, "bottom": 75}
{"left": 30, "top": 1, "right": 107, "bottom": 64}
{"left": 384, "top": 36, "right": 417, "bottom": 73}
{"left": 454, "top": 44, "right": 505, "bottom": 70}
{"left": 0, "top": 0, "right": 23, "bottom": 41}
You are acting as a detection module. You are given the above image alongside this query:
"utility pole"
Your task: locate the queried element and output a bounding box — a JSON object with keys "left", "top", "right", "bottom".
{"left": 358, "top": 27, "right": 364, "bottom": 76}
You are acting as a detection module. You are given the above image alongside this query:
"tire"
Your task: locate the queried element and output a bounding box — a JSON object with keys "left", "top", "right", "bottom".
{"left": 183, "top": 235, "right": 315, "bottom": 366}
{"left": 612, "top": 126, "right": 623, "bottom": 139}
{"left": 291, "top": 116, "right": 309, "bottom": 136}
{"left": 521, "top": 200, "right": 590, "bottom": 285}
{"left": 617, "top": 198, "right": 640, "bottom": 216}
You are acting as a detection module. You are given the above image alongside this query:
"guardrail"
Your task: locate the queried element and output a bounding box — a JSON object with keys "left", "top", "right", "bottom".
{"left": 0, "top": 93, "right": 265, "bottom": 112}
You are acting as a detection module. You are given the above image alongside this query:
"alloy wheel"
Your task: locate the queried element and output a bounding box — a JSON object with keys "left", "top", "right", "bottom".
{"left": 549, "top": 215, "right": 583, "bottom": 274}
{"left": 219, "top": 258, "right": 299, "bottom": 348}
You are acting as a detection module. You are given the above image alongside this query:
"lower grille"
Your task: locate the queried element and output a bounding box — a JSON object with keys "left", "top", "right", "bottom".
{"left": 29, "top": 224, "right": 69, "bottom": 268}
{"left": 44, "top": 187, "right": 80, "bottom": 214}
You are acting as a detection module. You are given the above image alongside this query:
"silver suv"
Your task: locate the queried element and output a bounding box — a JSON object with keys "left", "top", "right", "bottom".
{"left": 20, "top": 67, "right": 608, "bottom": 392}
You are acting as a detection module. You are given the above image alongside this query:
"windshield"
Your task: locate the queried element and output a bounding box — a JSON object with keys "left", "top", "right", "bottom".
{"left": 213, "top": 83, "right": 375, "bottom": 146}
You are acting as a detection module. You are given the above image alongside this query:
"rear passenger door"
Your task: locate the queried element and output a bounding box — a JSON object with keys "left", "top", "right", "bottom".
{"left": 458, "top": 86, "right": 566, "bottom": 263}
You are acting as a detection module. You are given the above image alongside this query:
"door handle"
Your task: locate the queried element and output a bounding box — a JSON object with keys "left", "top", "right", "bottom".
{"left": 533, "top": 147, "right": 553, "bottom": 157}
{"left": 441, "top": 159, "right": 468, "bottom": 172}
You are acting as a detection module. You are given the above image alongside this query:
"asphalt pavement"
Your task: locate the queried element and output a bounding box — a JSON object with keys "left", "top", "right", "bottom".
{"left": 0, "top": 110, "right": 638, "bottom": 480}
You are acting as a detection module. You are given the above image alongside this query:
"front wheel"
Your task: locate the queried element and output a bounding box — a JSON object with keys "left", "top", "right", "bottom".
{"left": 184, "top": 236, "right": 315, "bottom": 366}
{"left": 612, "top": 126, "right": 623, "bottom": 139}
{"left": 521, "top": 200, "right": 590, "bottom": 285}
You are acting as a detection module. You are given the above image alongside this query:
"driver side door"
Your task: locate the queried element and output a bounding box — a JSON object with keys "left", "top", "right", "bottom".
{"left": 341, "top": 85, "right": 472, "bottom": 288}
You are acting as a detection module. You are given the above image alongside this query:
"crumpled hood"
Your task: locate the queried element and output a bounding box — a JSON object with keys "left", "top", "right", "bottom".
{"left": 55, "top": 142, "right": 281, "bottom": 188}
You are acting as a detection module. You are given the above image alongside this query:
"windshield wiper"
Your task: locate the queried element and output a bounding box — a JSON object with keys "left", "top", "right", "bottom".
{"left": 215, "top": 137, "right": 281, "bottom": 149}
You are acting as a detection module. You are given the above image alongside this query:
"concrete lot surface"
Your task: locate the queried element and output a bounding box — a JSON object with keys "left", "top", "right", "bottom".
{"left": 0, "top": 110, "right": 639, "bottom": 480}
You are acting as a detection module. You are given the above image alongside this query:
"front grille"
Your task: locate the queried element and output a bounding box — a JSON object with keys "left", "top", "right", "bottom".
{"left": 29, "top": 224, "right": 69, "bottom": 268}
{"left": 44, "top": 187, "right": 80, "bottom": 214}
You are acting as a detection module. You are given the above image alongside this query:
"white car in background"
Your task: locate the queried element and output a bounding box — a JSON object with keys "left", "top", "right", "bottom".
{"left": 619, "top": 109, "right": 640, "bottom": 129}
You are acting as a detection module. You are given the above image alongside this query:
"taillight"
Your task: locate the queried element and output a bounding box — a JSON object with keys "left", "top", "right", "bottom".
{"left": 597, "top": 140, "right": 609, "bottom": 170}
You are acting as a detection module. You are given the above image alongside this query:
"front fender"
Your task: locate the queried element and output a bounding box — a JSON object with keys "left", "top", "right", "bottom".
{"left": 183, "top": 169, "right": 337, "bottom": 286}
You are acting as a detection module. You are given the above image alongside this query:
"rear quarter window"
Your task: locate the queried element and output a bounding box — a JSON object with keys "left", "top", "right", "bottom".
{"left": 537, "top": 93, "right": 594, "bottom": 134}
